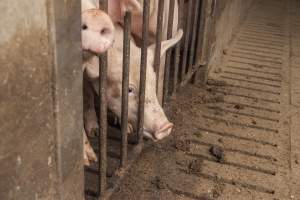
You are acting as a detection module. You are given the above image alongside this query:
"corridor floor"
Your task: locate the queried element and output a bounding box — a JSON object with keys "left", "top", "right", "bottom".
{"left": 111, "top": 0, "right": 300, "bottom": 199}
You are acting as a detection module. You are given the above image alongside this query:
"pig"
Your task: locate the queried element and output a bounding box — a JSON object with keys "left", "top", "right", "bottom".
{"left": 109, "top": 0, "right": 179, "bottom": 103}
{"left": 81, "top": 8, "right": 115, "bottom": 165}
{"left": 81, "top": 8, "right": 115, "bottom": 55}
{"left": 82, "top": 0, "right": 179, "bottom": 44}
{"left": 84, "top": 24, "right": 183, "bottom": 141}
{"left": 83, "top": 0, "right": 179, "bottom": 103}
{"left": 82, "top": 0, "right": 180, "bottom": 135}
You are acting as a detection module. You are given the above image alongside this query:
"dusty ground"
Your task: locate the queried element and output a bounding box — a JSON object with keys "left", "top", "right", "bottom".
{"left": 109, "top": 0, "right": 300, "bottom": 199}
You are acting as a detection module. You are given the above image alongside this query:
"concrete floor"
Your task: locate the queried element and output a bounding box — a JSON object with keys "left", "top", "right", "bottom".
{"left": 109, "top": 0, "right": 300, "bottom": 199}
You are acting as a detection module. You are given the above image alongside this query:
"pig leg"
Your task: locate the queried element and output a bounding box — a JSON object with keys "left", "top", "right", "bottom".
{"left": 83, "top": 128, "right": 97, "bottom": 166}
{"left": 83, "top": 74, "right": 99, "bottom": 137}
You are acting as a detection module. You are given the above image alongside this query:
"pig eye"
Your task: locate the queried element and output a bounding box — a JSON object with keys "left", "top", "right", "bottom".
{"left": 82, "top": 24, "right": 88, "bottom": 30}
{"left": 128, "top": 86, "right": 135, "bottom": 94}
{"left": 101, "top": 28, "right": 110, "bottom": 35}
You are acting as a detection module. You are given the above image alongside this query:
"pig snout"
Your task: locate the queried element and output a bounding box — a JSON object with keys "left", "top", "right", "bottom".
{"left": 143, "top": 102, "right": 173, "bottom": 141}
{"left": 153, "top": 122, "right": 174, "bottom": 140}
{"left": 143, "top": 120, "right": 173, "bottom": 141}
{"left": 82, "top": 9, "right": 115, "bottom": 54}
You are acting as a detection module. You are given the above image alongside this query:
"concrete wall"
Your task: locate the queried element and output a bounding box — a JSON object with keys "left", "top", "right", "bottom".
{"left": 207, "top": 0, "right": 254, "bottom": 71}
{"left": 0, "top": 0, "right": 84, "bottom": 199}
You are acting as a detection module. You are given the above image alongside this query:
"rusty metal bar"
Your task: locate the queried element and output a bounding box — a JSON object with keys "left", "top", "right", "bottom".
{"left": 187, "top": 0, "right": 200, "bottom": 73}
{"left": 162, "top": 0, "right": 175, "bottom": 106}
{"left": 172, "top": 0, "right": 184, "bottom": 95}
{"left": 193, "top": 0, "right": 213, "bottom": 86}
{"left": 180, "top": 0, "right": 194, "bottom": 80}
{"left": 98, "top": 0, "right": 108, "bottom": 197}
{"left": 137, "top": 0, "right": 150, "bottom": 144}
{"left": 154, "top": 0, "right": 165, "bottom": 94}
{"left": 120, "top": 11, "right": 131, "bottom": 168}
{"left": 195, "top": 0, "right": 210, "bottom": 65}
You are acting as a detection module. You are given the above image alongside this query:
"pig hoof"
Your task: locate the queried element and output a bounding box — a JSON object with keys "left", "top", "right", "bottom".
{"left": 84, "top": 110, "right": 99, "bottom": 137}
{"left": 127, "top": 123, "right": 134, "bottom": 135}
{"left": 84, "top": 140, "right": 97, "bottom": 166}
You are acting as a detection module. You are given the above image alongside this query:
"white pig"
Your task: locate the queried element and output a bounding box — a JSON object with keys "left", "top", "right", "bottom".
{"left": 81, "top": 8, "right": 115, "bottom": 166}
{"left": 84, "top": 25, "right": 183, "bottom": 141}
{"left": 82, "top": 0, "right": 180, "bottom": 135}
{"left": 109, "top": 0, "right": 180, "bottom": 103}
{"left": 82, "top": 0, "right": 179, "bottom": 44}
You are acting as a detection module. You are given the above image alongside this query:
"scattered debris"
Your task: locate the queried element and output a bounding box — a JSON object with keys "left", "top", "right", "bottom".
{"left": 175, "top": 140, "right": 191, "bottom": 152}
{"left": 234, "top": 104, "right": 245, "bottom": 110}
{"left": 217, "top": 138, "right": 224, "bottom": 143}
{"left": 188, "top": 159, "right": 203, "bottom": 173}
{"left": 207, "top": 79, "right": 227, "bottom": 86}
{"left": 209, "top": 146, "right": 225, "bottom": 163}
{"left": 214, "top": 68, "right": 222, "bottom": 74}
{"left": 194, "top": 132, "right": 202, "bottom": 138}
{"left": 151, "top": 176, "right": 166, "bottom": 190}
{"left": 198, "top": 195, "right": 213, "bottom": 200}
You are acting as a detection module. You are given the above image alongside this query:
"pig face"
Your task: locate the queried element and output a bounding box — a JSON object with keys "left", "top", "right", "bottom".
{"left": 81, "top": 9, "right": 115, "bottom": 55}
{"left": 96, "top": 26, "right": 183, "bottom": 141}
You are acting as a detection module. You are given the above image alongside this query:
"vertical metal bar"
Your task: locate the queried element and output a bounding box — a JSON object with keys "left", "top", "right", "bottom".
{"left": 180, "top": 0, "right": 194, "bottom": 80}
{"left": 172, "top": 0, "right": 184, "bottom": 95}
{"left": 154, "top": 0, "right": 165, "bottom": 94}
{"left": 137, "top": 0, "right": 150, "bottom": 144}
{"left": 187, "top": 0, "right": 200, "bottom": 73}
{"left": 195, "top": 0, "right": 209, "bottom": 65}
{"left": 193, "top": 0, "right": 212, "bottom": 86}
{"left": 120, "top": 11, "right": 131, "bottom": 168}
{"left": 162, "top": 0, "right": 175, "bottom": 106}
{"left": 98, "top": 0, "right": 108, "bottom": 197}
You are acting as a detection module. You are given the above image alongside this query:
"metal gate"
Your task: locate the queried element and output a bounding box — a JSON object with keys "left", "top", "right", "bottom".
{"left": 84, "top": 0, "right": 214, "bottom": 199}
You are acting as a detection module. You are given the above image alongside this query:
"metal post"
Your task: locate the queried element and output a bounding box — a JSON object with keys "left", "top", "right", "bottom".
{"left": 172, "top": 0, "right": 184, "bottom": 95}
{"left": 98, "top": 0, "right": 108, "bottom": 197}
{"left": 163, "top": 0, "right": 175, "bottom": 106}
{"left": 137, "top": 0, "right": 150, "bottom": 144}
{"left": 154, "top": 0, "right": 165, "bottom": 94}
{"left": 120, "top": 11, "right": 131, "bottom": 168}
{"left": 180, "top": 0, "right": 194, "bottom": 80}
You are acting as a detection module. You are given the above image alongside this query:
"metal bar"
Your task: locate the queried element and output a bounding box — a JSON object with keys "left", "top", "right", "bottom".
{"left": 98, "top": 0, "right": 108, "bottom": 197}
{"left": 162, "top": 0, "right": 175, "bottom": 106}
{"left": 172, "top": 0, "right": 184, "bottom": 95}
{"left": 137, "top": 0, "right": 150, "bottom": 144}
{"left": 180, "top": 0, "right": 194, "bottom": 80}
{"left": 154, "top": 0, "right": 165, "bottom": 94}
{"left": 193, "top": 0, "right": 212, "bottom": 86}
{"left": 179, "top": 63, "right": 202, "bottom": 88}
{"left": 120, "top": 11, "right": 131, "bottom": 168}
{"left": 195, "top": 0, "right": 208, "bottom": 64}
{"left": 187, "top": 0, "right": 200, "bottom": 73}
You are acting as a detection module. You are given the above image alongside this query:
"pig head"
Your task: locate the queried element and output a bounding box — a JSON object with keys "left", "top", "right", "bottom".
{"left": 81, "top": 9, "right": 115, "bottom": 56}
{"left": 87, "top": 25, "right": 183, "bottom": 141}
{"left": 83, "top": 0, "right": 178, "bottom": 45}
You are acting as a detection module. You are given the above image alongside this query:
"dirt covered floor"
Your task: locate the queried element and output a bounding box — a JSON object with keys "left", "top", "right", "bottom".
{"left": 110, "top": 0, "right": 300, "bottom": 199}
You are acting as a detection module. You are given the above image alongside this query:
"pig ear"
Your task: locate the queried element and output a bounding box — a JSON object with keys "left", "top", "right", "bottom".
{"left": 120, "top": 0, "right": 143, "bottom": 15}
{"left": 148, "top": 29, "right": 183, "bottom": 60}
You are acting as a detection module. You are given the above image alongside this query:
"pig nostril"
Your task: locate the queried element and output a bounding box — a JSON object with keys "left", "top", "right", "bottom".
{"left": 100, "top": 28, "right": 110, "bottom": 35}
{"left": 82, "top": 24, "right": 88, "bottom": 30}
